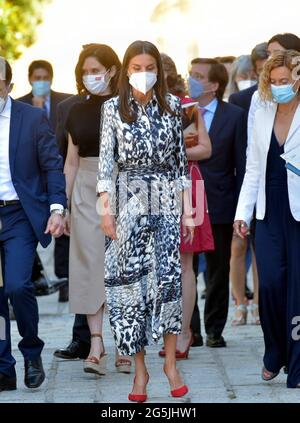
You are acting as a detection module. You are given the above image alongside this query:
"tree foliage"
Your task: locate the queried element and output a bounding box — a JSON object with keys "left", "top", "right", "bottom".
{"left": 0, "top": 0, "right": 50, "bottom": 61}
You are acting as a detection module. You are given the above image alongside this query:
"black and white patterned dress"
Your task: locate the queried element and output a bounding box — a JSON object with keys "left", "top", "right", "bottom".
{"left": 97, "top": 93, "right": 190, "bottom": 356}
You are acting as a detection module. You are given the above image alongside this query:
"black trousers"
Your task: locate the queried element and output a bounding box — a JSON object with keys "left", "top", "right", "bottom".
{"left": 72, "top": 314, "right": 90, "bottom": 346}
{"left": 204, "top": 224, "right": 233, "bottom": 338}
{"left": 54, "top": 234, "right": 69, "bottom": 278}
{"left": 31, "top": 235, "right": 70, "bottom": 281}
{"left": 53, "top": 235, "right": 90, "bottom": 345}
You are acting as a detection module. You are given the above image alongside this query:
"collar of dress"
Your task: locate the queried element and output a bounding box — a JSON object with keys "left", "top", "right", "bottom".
{"left": 129, "top": 90, "right": 159, "bottom": 109}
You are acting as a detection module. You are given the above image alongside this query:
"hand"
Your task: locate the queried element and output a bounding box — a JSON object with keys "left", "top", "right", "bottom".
{"left": 182, "top": 214, "right": 195, "bottom": 244}
{"left": 100, "top": 214, "right": 117, "bottom": 240}
{"left": 45, "top": 214, "right": 65, "bottom": 238}
{"left": 32, "top": 96, "right": 46, "bottom": 109}
{"left": 233, "top": 220, "right": 249, "bottom": 239}
{"left": 63, "top": 212, "right": 71, "bottom": 237}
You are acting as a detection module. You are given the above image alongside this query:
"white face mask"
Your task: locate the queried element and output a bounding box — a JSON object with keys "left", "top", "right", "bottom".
{"left": 129, "top": 71, "right": 157, "bottom": 95}
{"left": 82, "top": 70, "right": 110, "bottom": 95}
{"left": 237, "top": 79, "right": 257, "bottom": 91}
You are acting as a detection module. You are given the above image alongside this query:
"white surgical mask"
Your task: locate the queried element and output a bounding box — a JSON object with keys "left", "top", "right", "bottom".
{"left": 129, "top": 71, "right": 157, "bottom": 95}
{"left": 83, "top": 70, "right": 110, "bottom": 95}
{"left": 237, "top": 79, "right": 257, "bottom": 91}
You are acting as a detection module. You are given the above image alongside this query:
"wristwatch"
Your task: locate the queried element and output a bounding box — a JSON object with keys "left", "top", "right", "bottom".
{"left": 51, "top": 208, "right": 67, "bottom": 217}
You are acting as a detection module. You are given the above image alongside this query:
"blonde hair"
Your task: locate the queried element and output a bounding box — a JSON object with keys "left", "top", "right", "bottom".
{"left": 259, "top": 49, "right": 300, "bottom": 102}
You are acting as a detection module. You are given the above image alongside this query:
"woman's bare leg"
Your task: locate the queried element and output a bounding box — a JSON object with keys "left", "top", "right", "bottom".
{"left": 177, "top": 252, "right": 196, "bottom": 351}
{"left": 130, "top": 350, "right": 148, "bottom": 395}
{"left": 230, "top": 235, "right": 248, "bottom": 306}
{"left": 86, "top": 305, "right": 105, "bottom": 357}
{"left": 164, "top": 334, "right": 184, "bottom": 390}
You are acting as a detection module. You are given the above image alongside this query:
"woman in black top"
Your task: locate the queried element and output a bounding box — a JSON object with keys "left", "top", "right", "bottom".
{"left": 64, "top": 44, "right": 131, "bottom": 376}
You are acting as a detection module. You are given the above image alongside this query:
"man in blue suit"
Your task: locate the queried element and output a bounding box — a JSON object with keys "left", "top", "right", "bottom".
{"left": 189, "top": 58, "right": 247, "bottom": 347}
{"left": 0, "top": 57, "right": 67, "bottom": 392}
{"left": 18, "top": 59, "right": 72, "bottom": 302}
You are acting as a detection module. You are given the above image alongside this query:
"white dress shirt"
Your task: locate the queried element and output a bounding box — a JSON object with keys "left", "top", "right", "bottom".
{"left": 0, "top": 96, "right": 19, "bottom": 200}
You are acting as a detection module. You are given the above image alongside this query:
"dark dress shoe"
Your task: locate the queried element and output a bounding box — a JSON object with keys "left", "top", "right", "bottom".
{"left": 206, "top": 335, "right": 227, "bottom": 348}
{"left": 34, "top": 276, "right": 50, "bottom": 296}
{"left": 53, "top": 340, "right": 90, "bottom": 360}
{"left": 190, "top": 333, "right": 204, "bottom": 347}
{"left": 58, "top": 284, "right": 69, "bottom": 302}
{"left": 34, "top": 276, "right": 68, "bottom": 296}
{"left": 0, "top": 373, "right": 17, "bottom": 392}
{"left": 24, "top": 357, "right": 45, "bottom": 389}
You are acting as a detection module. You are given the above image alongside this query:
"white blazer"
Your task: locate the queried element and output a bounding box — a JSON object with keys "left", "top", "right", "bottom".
{"left": 235, "top": 102, "right": 300, "bottom": 226}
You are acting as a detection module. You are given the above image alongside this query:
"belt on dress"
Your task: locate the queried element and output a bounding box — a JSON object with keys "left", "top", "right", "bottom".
{"left": 117, "top": 163, "right": 172, "bottom": 173}
{"left": 0, "top": 200, "right": 20, "bottom": 207}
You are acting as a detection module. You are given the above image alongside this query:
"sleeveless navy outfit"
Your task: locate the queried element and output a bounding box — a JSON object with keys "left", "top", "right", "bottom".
{"left": 255, "top": 130, "right": 300, "bottom": 388}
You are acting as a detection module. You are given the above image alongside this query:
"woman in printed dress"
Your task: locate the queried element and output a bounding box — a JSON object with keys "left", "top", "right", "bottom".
{"left": 97, "top": 41, "right": 194, "bottom": 402}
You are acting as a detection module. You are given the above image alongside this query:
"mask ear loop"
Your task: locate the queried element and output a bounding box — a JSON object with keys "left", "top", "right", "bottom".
{"left": 104, "top": 68, "right": 113, "bottom": 87}
{"left": 293, "top": 78, "right": 300, "bottom": 95}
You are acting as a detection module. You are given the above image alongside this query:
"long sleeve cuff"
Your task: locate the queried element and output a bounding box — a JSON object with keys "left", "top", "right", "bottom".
{"left": 175, "top": 176, "right": 191, "bottom": 192}
{"left": 96, "top": 180, "right": 115, "bottom": 194}
{"left": 50, "top": 203, "right": 64, "bottom": 213}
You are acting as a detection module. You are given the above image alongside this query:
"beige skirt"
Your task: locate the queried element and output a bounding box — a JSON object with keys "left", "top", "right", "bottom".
{"left": 69, "top": 157, "right": 105, "bottom": 315}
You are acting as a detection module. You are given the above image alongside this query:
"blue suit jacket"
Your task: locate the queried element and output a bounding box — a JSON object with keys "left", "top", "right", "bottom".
{"left": 9, "top": 99, "right": 67, "bottom": 247}
{"left": 228, "top": 84, "right": 258, "bottom": 115}
{"left": 17, "top": 90, "right": 72, "bottom": 131}
{"left": 199, "top": 100, "right": 247, "bottom": 224}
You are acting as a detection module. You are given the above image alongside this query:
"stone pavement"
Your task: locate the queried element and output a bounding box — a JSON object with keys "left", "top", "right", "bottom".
{"left": 0, "top": 244, "right": 299, "bottom": 403}
{"left": 2, "top": 294, "right": 300, "bottom": 403}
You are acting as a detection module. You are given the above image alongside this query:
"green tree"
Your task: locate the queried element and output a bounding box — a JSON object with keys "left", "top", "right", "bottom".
{"left": 0, "top": 0, "right": 50, "bottom": 61}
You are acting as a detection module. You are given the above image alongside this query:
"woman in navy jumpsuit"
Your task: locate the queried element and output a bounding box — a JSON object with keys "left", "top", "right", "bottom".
{"left": 234, "top": 50, "right": 300, "bottom": 388}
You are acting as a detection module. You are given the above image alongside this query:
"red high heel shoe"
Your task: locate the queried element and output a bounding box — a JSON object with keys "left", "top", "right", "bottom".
{"left": 171, "top": 385, "right": 189, "bottom": 398}
{"left": 159, "top": 333, "right": 193, "bottom": 359}
{"left": 175, "top": 341, "right": 192, "bottom": 359}
{"left": 128, "top": 374, "right": 149, "bottom": 403}
{"left": 164, "top": 366, "right": 189, "bottom": 398}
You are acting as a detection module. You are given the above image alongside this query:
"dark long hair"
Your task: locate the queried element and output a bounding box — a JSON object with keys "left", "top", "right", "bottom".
{"left": 268, "top": 33, "right": 300, "bottom": 53}
{"left": 118, "top": 40, "right": 174, "bottom": 123}
{"left": 75, "top": 44, "right": 121, "bottom": 95}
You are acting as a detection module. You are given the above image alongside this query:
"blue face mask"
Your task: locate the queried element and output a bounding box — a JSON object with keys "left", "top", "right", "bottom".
{"left": 188, "top": 77, "right": 204, "bottom": 99}
{"left": 32, "top": 80, "right": 51, "bottom": 97}
{"left": 271, "top": 81, "right": 298, "bottom": 104}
